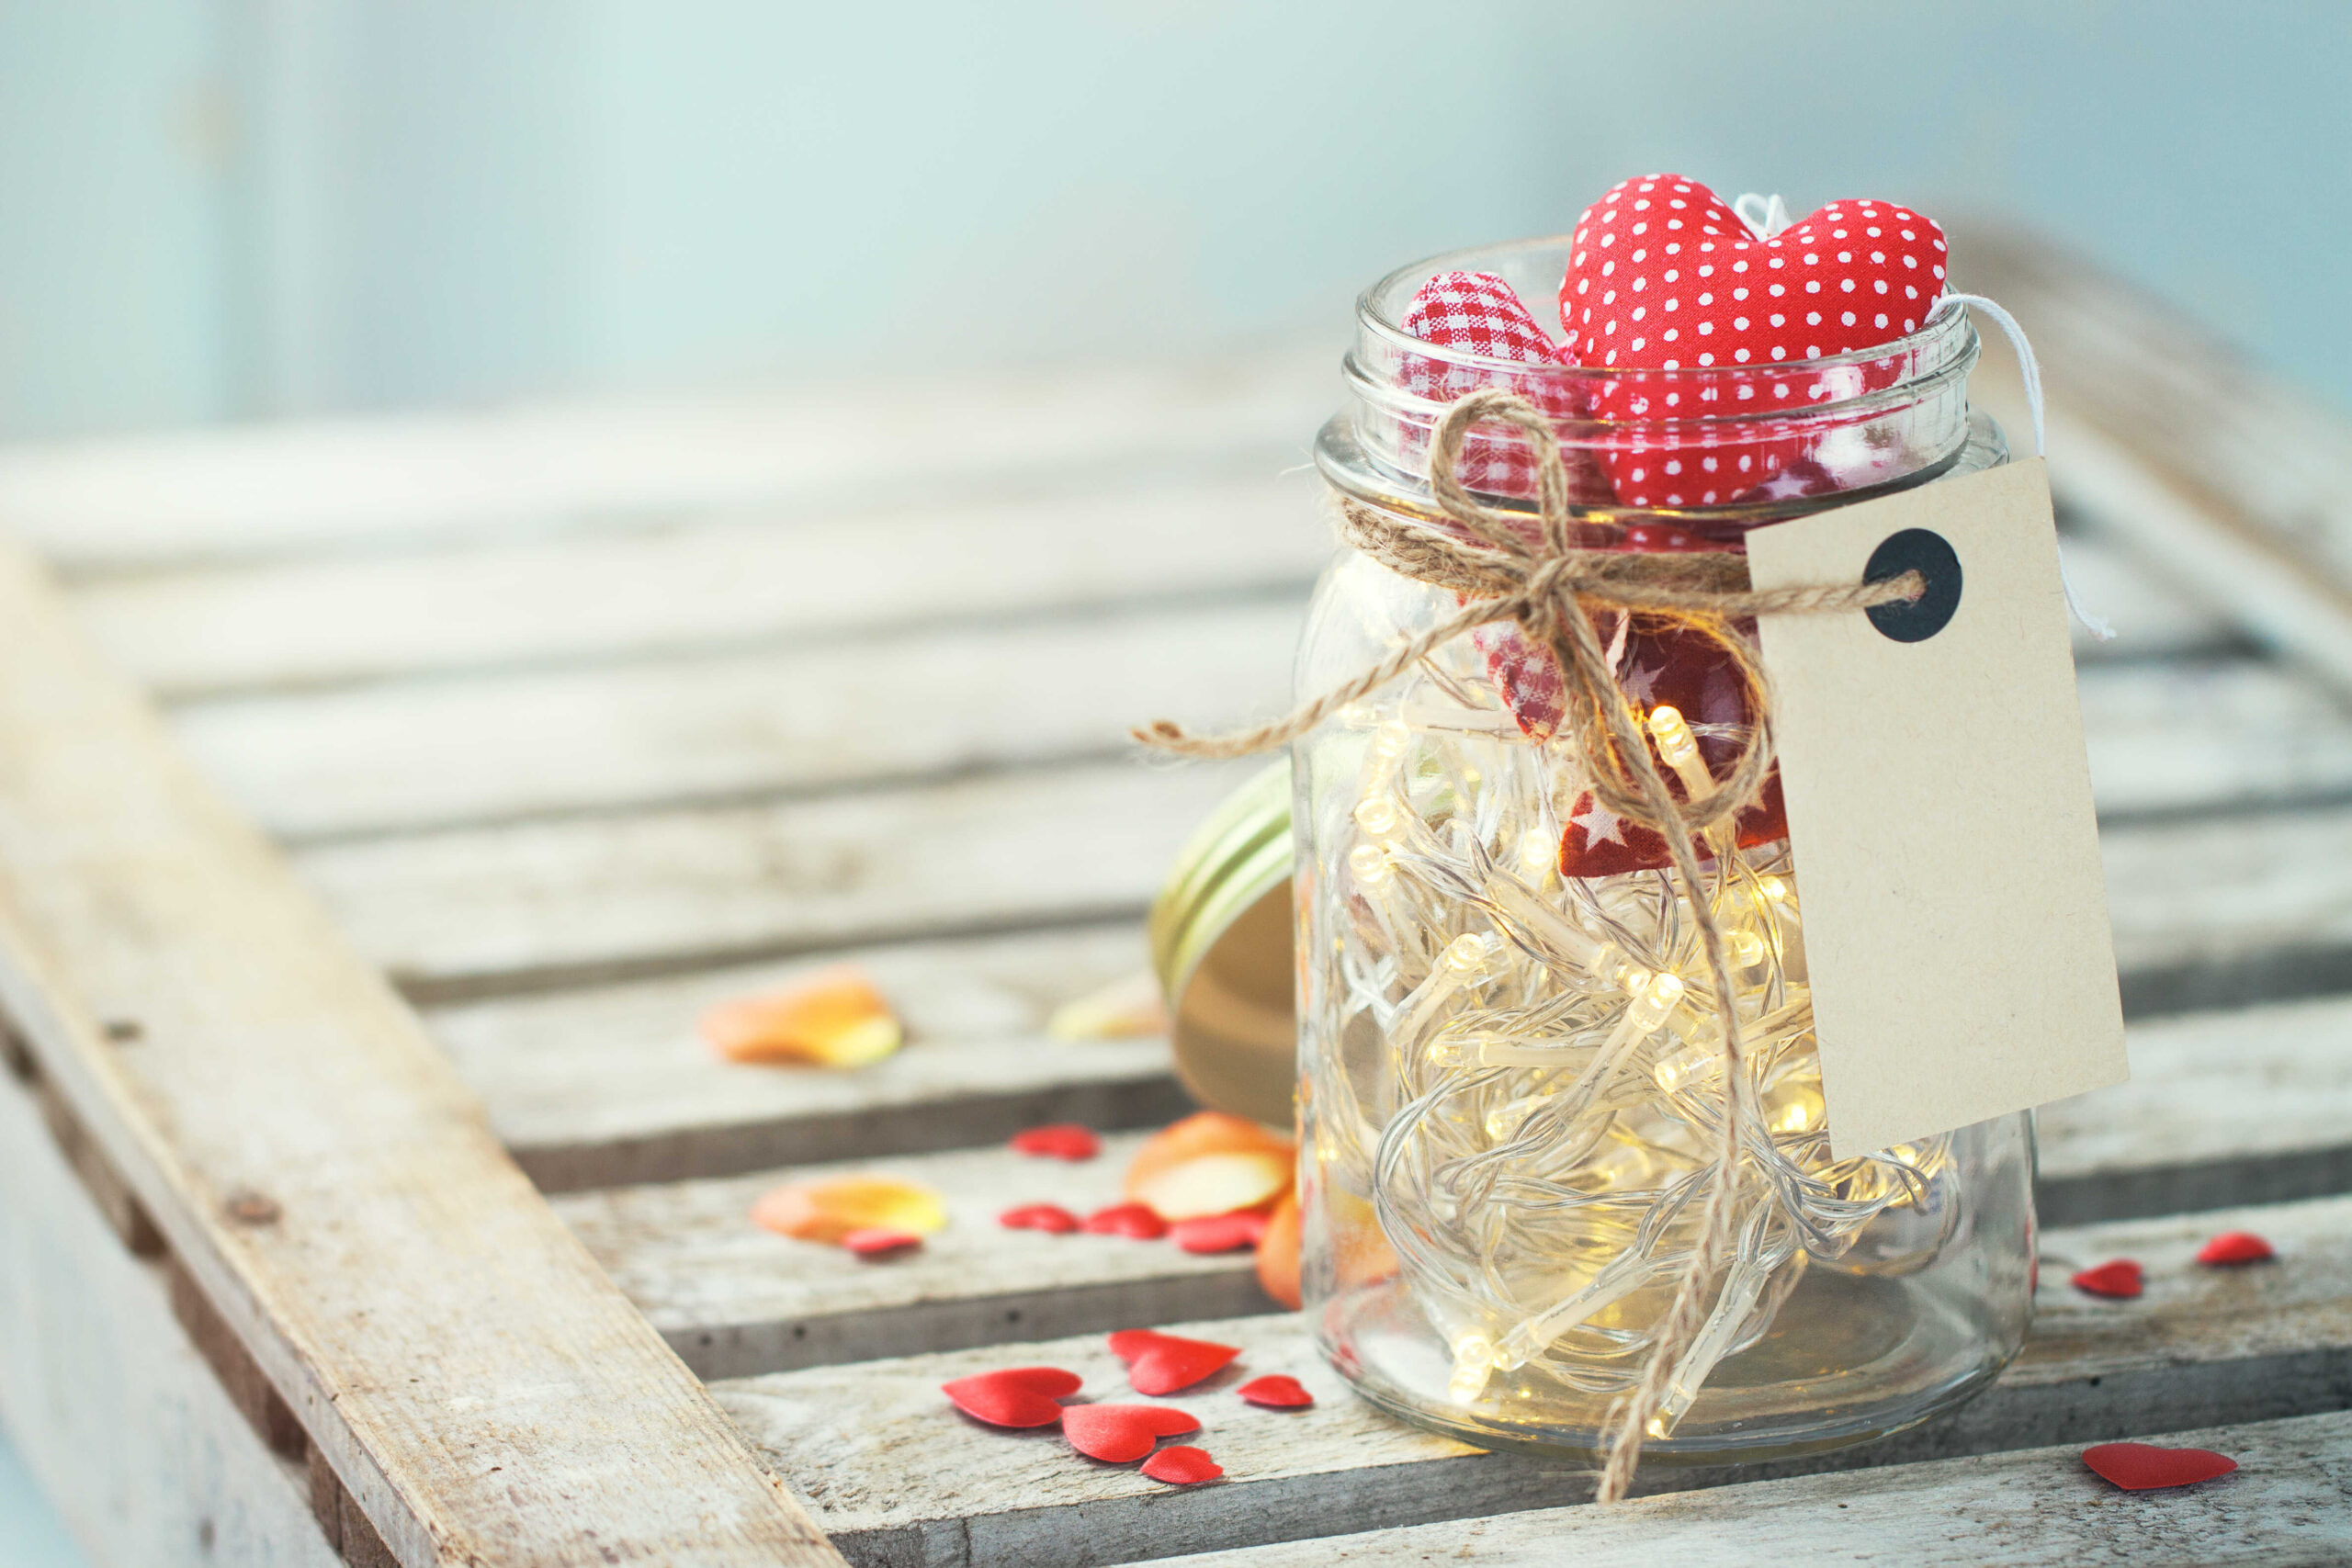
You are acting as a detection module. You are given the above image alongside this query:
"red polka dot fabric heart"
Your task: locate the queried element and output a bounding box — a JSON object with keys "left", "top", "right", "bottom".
{"left": 1555, "top": 173, "right": 1948, "bottom": 508}
{"left": 1060, "top": 1403, "right": 1200, "bottom": 1464}
{"left": 2081, "top": 1442, "right": 2237, "bottom": 1491}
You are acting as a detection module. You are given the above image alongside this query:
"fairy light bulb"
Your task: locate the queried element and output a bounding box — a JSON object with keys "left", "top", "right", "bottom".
{"left": 1372, "top": 719, "right": 1411, "bottom": 760}
{"left": 1348, "top": 842, "right": 1391, "bottom": 886}
{"left": 1776, "top": 1100, "right": 1813, "bottom": 1134}
{"left": 1353, "top": 795, "right": 1400, "bottom": 838}
{"left": 1758, "top": 874, "right": 1790, "bottom": 904}
{"left": 1519, "top": 827, "right": 1556, "bottom": 874}
{"left": 1726, "top": 927, "right": 1766, "bottom": 967}
{"left": 1443, "top": 932, "right": 1494, "bottom": 976}
{"left": 1647, "top": 704, "right": 1718, "bottom": 803}
{"left": 1449, "top": 1334, "right": 1497, "bottom": 1404}
{"left": 1625, "top": 971, "right": 1685, "bottom": 1035}
{"left": 1652, "top": 1039, "right": 1720, "bottom": 1094}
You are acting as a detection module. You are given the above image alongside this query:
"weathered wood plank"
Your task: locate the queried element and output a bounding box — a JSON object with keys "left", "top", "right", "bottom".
{"left": 548, "top": 994, "right": 2352, "bottom": 1378}
{"left": 2039, "top": 993, "right": 2352, "bottom": 1225}
{"left": 432, "top": 922, "right": 1186, "bottom": 1192}
{"left": 0, "top": 354, "right": 1333, "bottom": 575}
{"left": 297, "top": 760, "right": 1257, "bottom": 1001}
{"left": 290, "top": 749, "right": 2352, "bottom": 1010}
{"left": 0, "top": 1036, "right": 340, "bottom": 1568}
{"left": 1158, "top": 1409, "right": 2352, "bottom": 1567}
{"left": 712, "top": 1195, "right": 2352, "bottom": 1568}
{"left": 172, "top": 600, "right": 1306, "bottom": 842}
{"left": 0, "top": 542, "right": 842, "bottom": 1567}
{"left": 557, "top": 1131, "right": 1275, "bottom": 1382}
{"left": 71, "top": 472, "right": 1329, "bottom": 699}
{"left": 2080, "top": 656, "right": 2352, "bottom": 822}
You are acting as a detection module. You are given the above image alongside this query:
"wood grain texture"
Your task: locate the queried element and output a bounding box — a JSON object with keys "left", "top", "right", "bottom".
{"left": 73, "top": 472, "right": 1329, "bottom": 699}
{"left": 1159, "top": 1409, "right": 2352, "bottom": 1567}
{"left": 548, "top": 999, "right": 2352, "bottom": 1382}
{"left": 297, "top": 759, "right": 1259, "bottom": 1000}
{"left": 712, "top": 1195, "right": 2352, "bottom": 1568}
{"left": 0, "top": 543, "right": 842, "bottom": 1567}
{"left": 0, "top": 353, "right": 1332, "bottom": 575}
{"left": 0, "top": 1050, "right": 342, "bottom": 1568}
{"left": 172, "top": 599, "right": 1306, "bottom": 842}
{"left": 432, "top": 922, "right": 1186, "bottom": 1191}
{"left": 557, "top": 1131, "right": 1275, "bottom": 1381}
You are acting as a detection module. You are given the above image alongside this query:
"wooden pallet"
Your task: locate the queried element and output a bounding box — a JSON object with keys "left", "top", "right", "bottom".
{"left": 0, "top": 230, "right": 2348, "bottom": 1565}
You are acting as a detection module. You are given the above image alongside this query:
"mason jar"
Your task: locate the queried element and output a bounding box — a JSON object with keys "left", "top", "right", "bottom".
{"left": 1293, "top": 237, "right": 2037, "bottom": 1461}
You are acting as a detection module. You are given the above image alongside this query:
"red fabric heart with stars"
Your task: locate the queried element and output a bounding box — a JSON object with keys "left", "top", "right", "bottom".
{"left": 1555, "top": 173, "right": 1948, "bottom": 508}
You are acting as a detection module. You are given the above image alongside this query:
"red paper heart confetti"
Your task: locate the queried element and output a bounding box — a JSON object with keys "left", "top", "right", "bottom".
{"left": 1139, "top": 1445, "right": 1224, "bottom": 1486}
{"left": 2082, "top": 1442, "right": 2238, "bottom": 1491}
{"left": 1170, "top": 1212, "right": 1271, "bottom": 1255}
{"left": 1555, "top": 173, "right": 1947, "bottom": 508}
{"left": 1084, "top": 1201, "right": 1170, "bottom": 1241}
{"left": 2197, "top": 1230, "right": 2276, "bottom": 1267}
{"left": 1011, "top": 1123, "right": 1101, "bottom": 1161}
{"left": 1060, "top": 1404, "right": 1201, "bottom": 1463}
{"left": 1108, "top": 1329, "right": 1241, "bottom": 1395}
{"left": 1237, "top": 1374, "right": 1314, "bottom": 1409}
{"left": 941, "top": 1366, "right": 1082, "bottom": 1427}
{"left": 842, "top": 1227, "right": 922, "bottom": 1258}
{"left": 999, "top": 1201, "right": 1081, "bottom": 1235}
{"left": 2071, "top": 1258, "right": 2144, "bottom": 1299}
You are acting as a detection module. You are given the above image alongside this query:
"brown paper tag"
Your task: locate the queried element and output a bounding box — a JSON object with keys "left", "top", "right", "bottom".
{"left": 1746, "top": 458, "right": 2127, "bottom": 1158}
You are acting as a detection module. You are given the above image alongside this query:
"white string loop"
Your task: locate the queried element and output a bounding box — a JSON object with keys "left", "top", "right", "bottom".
{"left": 1732, "top": 191, "right": 1792, "bottom": 240}
{"left": 1932, "top": 290, "right": 2116, "bottom": 641}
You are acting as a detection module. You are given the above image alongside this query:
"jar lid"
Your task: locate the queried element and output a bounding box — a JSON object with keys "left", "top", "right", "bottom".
{"left": 1147, "top": 760, "right": 1296, "bottom": 1127}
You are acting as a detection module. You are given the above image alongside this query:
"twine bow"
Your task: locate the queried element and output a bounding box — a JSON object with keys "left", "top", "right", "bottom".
{"left": 1136, "top": 388, "right": 1922, "bottom": 1500}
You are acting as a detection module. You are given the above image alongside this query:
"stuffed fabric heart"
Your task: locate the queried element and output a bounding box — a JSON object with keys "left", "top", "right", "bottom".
{"left": 1397, "top": 270, "right": 1570, "bottom": 498}
{"left": 1555, "top": 173, "right": 1948, "bottom": 508}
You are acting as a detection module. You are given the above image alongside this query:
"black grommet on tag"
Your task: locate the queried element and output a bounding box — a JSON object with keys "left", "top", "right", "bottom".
{"left": 1863, "top": 528, "right": 1962, "bottom": 643}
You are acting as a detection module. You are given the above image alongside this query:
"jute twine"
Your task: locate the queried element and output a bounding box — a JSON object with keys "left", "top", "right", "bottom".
{"left": 1133, "top": 388, "right": 1920, "bottom": 1501}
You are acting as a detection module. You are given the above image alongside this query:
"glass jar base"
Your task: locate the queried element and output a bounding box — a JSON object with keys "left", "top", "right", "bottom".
{"left": 1322, "top": 1265, "right": 2020, "bottom": 1467}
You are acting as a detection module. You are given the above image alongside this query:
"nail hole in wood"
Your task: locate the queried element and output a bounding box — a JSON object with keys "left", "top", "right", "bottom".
{"left": 102, "top": 1018, "right": 143, "bottom": 1043}
{"left": 225, "top": 1190, "right": 282, "bottom": 1226}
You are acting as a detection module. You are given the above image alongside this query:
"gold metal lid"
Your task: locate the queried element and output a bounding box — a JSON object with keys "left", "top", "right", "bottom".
{"left": 1147, "top": 760, "right": 1296, "bottom": 1127}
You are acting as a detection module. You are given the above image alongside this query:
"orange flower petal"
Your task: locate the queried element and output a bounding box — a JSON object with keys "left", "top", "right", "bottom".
{"left": 1256, "top": 1190, "right": 1302, "bottom": 1310}
{"left": 701, "top": 966, "right": 902, "bottom": 1067}
{"left": 751, "top": 1176, "right": 947, "bottom": 1245}
{"left": 1125, "top": 1112, "right": 1293, "bottom": 1203}
{"left": 1133, "top": 1151, "right": 1291, "bottom": 1222}
{"left": 1046, "top": 970, "right": 1170, "bottom": 1043}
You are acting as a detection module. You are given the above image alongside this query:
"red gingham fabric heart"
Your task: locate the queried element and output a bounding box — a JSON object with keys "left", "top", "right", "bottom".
{"left": 1010, "top": 1123, "right": 1100, "bottom": 1160}
{"left": 1138, "top": 1445, "right": 1224, "bottom": 1485}
{"left": 941, "top": 1366, "right": 1082, "bottom": 1427}
{"left": 1237, "top": 1374, "right": 1314, "bottom": 1409}
{"left": 1556, "top": 174, "right": 1947, "bottom": 508}
{"left": 2071, "top": 1258, "right": 2144, "bottom": 1299}
{"left": 1060, "top": 1404, "right": 1200, "bottom": 1463}
{"left": 1399, "top": 271, "right": 1570, "bottom": 501}
{"left": 2082, "top": 1442, "right": 2237, "bottom": 1491}
{"left": 999, "top": 1201, "right": 1080, "bottom": 1235}
{"left": 1107, "top": 1329, "right": 1240, "bottom": 1395}
{"left": 1170, "top": 1211, "right": 1270, "bottom": 1255}
{"left": 2197, "top": 1230, "right": 2275, "bottom": 1266}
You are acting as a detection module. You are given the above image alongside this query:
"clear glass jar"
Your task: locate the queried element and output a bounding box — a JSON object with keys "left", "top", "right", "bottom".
{"left": 1294, "top": 238, "right": 2036, "bottom": 1463}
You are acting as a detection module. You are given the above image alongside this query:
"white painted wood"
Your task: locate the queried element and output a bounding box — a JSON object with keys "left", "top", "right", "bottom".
{"left": 2079, "top": 656, "right": 2352, "bottom": 820}
{"left": 70, "top": 471, "right": 1331, "bottom": 699}
{"left": 556, "top": 1131, "right": 1274, "bottom": 1381}
{"left": 0, "top": 542, "right": 841, "bottom": 1567}
{"left": 296, "top": 759, "right": 1260, "bottom": 998}
{"left": 712, "top": 1194, "right": 2352, "bottom": 1568}
{"left": 0, "top": 1055, "right": 340, "bottom": 1568}
{"left": 1159, "top": 1409, "right": 2352, "bottom": 1566}
{"left": 172, "top": 600, "right": 1306, "bottom": 842}
{"left": 429, "top": 922, "right": 1186, "bottom": 1190}
{"left": 0, "top": 353, "right": 1334, "bottom": 573}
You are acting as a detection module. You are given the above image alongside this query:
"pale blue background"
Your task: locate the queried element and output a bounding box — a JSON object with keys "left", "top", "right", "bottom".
{"left": 0, "top": 3, "right": 2346, "bottom": 1562}
{"left": 0, "top": 1, "right": 2346, "bottom": 443}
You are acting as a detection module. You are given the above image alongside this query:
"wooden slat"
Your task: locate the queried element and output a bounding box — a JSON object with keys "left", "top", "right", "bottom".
{"left": 70, "top": 472, "right": 1329, "bottom": 700}
{"left": 433, "top": 923, "right": 1186, "bottom": 1192}
{"left": 288, "top": 753, "right": 2352, "bottom": 1009}
{"left": 0, "top": 541, "right": 841, "bottom": 1567}
{"left": 551, "top": 996, "right": 2352, "bottom": 1379}
{"left": 1159, "top": 1409, "right": 2352, "bottom": 1566}
{"left": 2079, "top": 656, "right": 2352, "bottom": 822}
{"left": 0, "top": 1036, "right": 339, "bottom": 1568}
{"left": 0, "top": 353, "right": 1334, "bottom": 575}
{"left": 556, "top": 1131, "right": 1274, "bottom": 1382}
{"left": 296, "top": 760, "right": 1256, "bottom": 1001}
{"left": 711, "top": 1194, "right": 2352, "bottom": 1568}
{"left": 171, "top": 600, "right": 1305, "bottom": 842}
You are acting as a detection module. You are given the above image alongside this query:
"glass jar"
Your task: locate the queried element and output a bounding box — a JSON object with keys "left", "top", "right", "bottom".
{"left": 1294, "top": 238, "right": 2036, "bottom": 1463}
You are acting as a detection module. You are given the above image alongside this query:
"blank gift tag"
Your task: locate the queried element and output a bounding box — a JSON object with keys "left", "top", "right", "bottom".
{"left": 1747, "top": 458, "right": 2127, "bottom": 1158}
